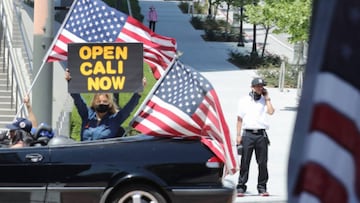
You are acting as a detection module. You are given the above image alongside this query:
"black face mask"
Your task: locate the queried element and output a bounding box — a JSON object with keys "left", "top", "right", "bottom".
{"left": 95, "top": 104, "right": 110, "bottom": 113}
{"left": 249, "top": 91, "right": 261, "bottom": 101}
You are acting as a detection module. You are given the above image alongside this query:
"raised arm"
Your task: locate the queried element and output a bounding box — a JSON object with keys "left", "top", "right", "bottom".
{"left": 65, "top": 68, "right": 89, "bottom": 120}
{"left": 23, "top": 94, "right": 38, "bottom": 128}
{"left": 114, "top": 77, "right": 146, "bottom": 124}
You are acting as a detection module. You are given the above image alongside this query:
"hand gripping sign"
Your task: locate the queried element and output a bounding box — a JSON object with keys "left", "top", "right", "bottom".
{"left": 67, "top": 43, "right": 143, "bottom": 93}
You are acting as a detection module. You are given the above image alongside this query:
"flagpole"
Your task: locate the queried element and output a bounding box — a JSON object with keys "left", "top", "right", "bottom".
{"left": 129, "top": 57, "right": 178, "bottom": 126}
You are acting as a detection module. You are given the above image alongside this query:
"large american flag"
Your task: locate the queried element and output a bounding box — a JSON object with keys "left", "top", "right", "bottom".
{"left": 132, "top": 60, "right": 238, "bottom": 174}
{"left": 45, "top": 0, "right": 177, "bottom": 79}
{"left": 288, "top": 0, "right": 360, "bottom": 202}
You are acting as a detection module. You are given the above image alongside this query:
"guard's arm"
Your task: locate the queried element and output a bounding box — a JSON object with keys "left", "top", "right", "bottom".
{"left": 263, "top": 92, "right": 275, "bottom": 115}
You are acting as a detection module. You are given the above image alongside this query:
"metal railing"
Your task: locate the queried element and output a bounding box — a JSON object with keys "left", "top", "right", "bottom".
{"left": 0, "top": 1, "right": 29, "bottom": 118}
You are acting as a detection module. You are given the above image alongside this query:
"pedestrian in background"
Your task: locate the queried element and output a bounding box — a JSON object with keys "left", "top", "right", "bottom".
{"left": 236, "top": 77, "right": 275, "bottom": 197}
{"left": 147, "top": 5, "right": 158, "bottom": 32}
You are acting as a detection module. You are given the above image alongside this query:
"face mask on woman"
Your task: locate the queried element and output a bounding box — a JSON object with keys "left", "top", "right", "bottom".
{"left": 95, "top": 104, "right": 110, "bottom": 113}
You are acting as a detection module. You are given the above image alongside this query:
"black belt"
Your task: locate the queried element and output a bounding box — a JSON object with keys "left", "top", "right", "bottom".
{"left": 244, "top": 129, "right": 265, "bottom": 134}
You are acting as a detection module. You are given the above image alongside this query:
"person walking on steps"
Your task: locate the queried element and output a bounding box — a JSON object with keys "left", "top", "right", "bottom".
{"left": 236, "top": 77, "right": 275, "bottom": 197}
{"left": 147, "top": 5, "right": 157, "bottom": 32}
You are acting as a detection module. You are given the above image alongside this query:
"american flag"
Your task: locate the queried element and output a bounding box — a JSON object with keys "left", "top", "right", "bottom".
{"left": 132, "top": 60, "right": 238, "bottom": 174}
{"left": 45, "top": 0, "right": 177, "bottom": 79}
{"left": 288, "top": 0, "right": 360, "bottom": 202}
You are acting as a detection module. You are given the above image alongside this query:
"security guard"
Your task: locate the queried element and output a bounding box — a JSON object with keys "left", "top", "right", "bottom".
{"left": 236, "top": 77, "right": 275, "bottom": 197}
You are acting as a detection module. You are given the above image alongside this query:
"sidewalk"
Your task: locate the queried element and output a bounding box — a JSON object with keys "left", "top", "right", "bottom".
{"left": 139, "top": 1, "right": 298, "bottom": 203}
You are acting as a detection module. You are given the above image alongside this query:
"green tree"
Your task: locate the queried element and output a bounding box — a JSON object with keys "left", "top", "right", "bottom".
{"left": 270, "top": 0, "right": 312, "bottom": 43}
{"left": 220, "top": 0, "right": 237, "bottom": 33}
{"left": 245, "top": 1, "right": 276, "bottom": 57}
{"left": 272, "top": 0, "right": 312, "bottom": 69}
{"left": 244, "top": 0, "right": 312, "bottom": 63}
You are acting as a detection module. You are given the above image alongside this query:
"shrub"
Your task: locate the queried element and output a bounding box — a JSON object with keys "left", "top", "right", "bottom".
{"left": 190, "top": 16, "right": 204, "bottom": 30}
{"left": 228, "top": 49, "right": 282, "bottom": 68}
{"left": 203, "top": 18, "right": 222, "bottom": 31}
{"left": 178, "top": 2, "right": 189, "bottom": 13}
{"left": 193, "top": 2, "right": 206, "bottom": 14}
{"left": 228, "top": 49, "right": 298, "bottom": 88}
{"left": 256, "top": 64, "right": 299, "bottom": 88}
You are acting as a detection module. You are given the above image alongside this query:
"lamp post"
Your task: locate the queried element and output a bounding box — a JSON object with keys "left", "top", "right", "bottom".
{"left": 237, "top": 6, "right": 244, "bottom": 47}
{"left": 250, "top": 1, "right": 258, "bottom": 57}
{"left": 250, "top": 23, "right": 258, "bottom": 57}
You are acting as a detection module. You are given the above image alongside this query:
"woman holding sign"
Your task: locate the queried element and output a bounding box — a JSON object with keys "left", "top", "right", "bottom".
{"left": 65, "top": 69, "right": 146, "bottom": 141}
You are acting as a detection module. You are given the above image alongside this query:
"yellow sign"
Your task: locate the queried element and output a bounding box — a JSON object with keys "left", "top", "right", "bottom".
{"left": 68, "top": 43, "right": 143, "bottom": 93}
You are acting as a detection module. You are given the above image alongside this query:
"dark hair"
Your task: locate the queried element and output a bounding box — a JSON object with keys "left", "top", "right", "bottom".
{"left": 11, "top": 130, "right": 34, "bottom": 147}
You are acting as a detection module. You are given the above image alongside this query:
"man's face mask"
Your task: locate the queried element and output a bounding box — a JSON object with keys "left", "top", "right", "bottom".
{"left": 95, "top": 104, "right": 110, "bottom": 113}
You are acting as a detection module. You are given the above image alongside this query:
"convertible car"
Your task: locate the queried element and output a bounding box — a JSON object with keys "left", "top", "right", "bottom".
{"left": 0, "top": 129, "right": 236, "bottom": 203}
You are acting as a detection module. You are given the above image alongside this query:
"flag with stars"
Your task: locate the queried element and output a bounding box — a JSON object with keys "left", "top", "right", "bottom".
{"left": 45, "top": 0, "right": 177, "bottom": 79}
{"left": 132, "top": 60, "right": 238, "bottom": 174}
{"left": 288, "top": 0, "right": 360, "bottom": 202}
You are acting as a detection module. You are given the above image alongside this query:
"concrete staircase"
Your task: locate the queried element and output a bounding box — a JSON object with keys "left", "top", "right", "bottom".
{"left": 0, "top": 1, "right": 72, "bottom": 136}
{"left": 0, "top": 0, "right": 32, "bottom": 129}
{"left": 0, "top": 50, "right": 17, "bottom": 129}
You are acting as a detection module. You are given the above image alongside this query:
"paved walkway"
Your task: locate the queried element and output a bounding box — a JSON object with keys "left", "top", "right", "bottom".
{"left": 139, "top": 1, "right": 298, "bottom": 202}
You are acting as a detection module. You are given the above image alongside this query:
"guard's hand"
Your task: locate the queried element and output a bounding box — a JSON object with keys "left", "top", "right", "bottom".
{"left": 237, "top": 144, "right": 243, "bottom": 155}
{"left": 262, "top": 88, "right": 268, "bottom": 96}
{"left": 236, "top": 134, "right": 242, "bottom": 145}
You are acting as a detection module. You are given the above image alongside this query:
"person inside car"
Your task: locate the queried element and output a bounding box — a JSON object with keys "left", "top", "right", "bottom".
{"left": 6, "top": 117, "right": 34, "bottom": 148}
{"left": 65, "top": 69, "right": 146, "bottom": 141}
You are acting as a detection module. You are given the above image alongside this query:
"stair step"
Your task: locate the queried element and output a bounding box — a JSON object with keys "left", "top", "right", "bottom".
{"left": 0, "top": 109, "right": 16, "bottom": 115}
{"left": 0, "top": 96, "right": 14, "bottom": 102}
{"left": 0, "top": 86, "right": 11, "bottom": 91}
{"left": 0, "top": 115, "right": 16, "bottom": 122}
{"left": 0, "top": 79, "right": 10, "bottom": 83}
{"left": 0, "top": 120, "right": 14, "bottom": 129}
{"left": 0, "top": 103, "right": 15, "bottom": 109}
{"left": 0, "top": 91, "right": 11, "bottom": 96}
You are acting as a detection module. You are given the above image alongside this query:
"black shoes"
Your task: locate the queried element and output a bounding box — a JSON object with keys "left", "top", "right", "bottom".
{"left": 258, "top": 189, "right": 269, "bottom": 196}
{"left": 237, "top": 188, "right": 269, "bottom": 197}
{"left": 237, "top": 188, "right": 245, "bottom": 197}
{"left": 237, "top": 185, "right": 269, "bottom": 197}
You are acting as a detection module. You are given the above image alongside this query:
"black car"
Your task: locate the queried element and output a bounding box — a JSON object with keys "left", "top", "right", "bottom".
{"left": 0, "top": 130, "right": 235, "bottom": 203}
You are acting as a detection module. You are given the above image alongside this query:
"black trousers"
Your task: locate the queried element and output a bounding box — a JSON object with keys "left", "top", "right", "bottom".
{"left": 238, "top": 130, "right": 269, "bottom": 192}
{"left": 149, "top": 21, "right": 156, "bottom": 32}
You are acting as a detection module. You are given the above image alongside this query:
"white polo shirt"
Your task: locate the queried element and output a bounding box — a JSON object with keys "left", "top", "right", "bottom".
{"left": 237, "top": 95, "right": 269, "bottom": 130}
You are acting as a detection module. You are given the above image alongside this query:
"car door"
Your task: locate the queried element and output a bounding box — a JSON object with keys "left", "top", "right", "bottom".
{"left": 0, "top": 146, "right": 50, "bottom": 203}
{"left": 45, "top": 141, "right": 108, "bottom": 203}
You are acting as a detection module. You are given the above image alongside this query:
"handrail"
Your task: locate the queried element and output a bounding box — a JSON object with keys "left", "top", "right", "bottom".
{"left": 0, "top": 0, "right": 28, "bottom": 118}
